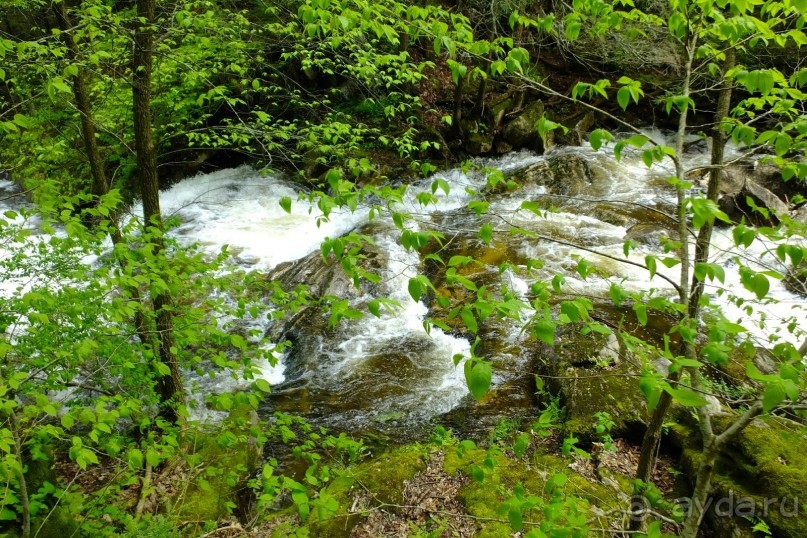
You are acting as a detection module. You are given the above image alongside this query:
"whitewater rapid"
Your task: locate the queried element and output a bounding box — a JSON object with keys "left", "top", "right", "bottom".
{"left": 2, "top": 132, "right": 805, "bottom": 430}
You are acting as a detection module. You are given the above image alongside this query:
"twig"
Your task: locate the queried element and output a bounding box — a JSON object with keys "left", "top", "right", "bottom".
{"left": 134, "top": 462, "right": 153, "bottom": 519}
{"left": 199, "top": 523, "right": 247, "bottom": 537}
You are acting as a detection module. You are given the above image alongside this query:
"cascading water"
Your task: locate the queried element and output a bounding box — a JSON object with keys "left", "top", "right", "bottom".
{"left": 3, "top": 134, "right": 805, "bottom": 440}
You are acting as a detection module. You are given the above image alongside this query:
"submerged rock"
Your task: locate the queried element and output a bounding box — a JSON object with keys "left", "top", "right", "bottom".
{"left": 506, "top": 152, "right": 594, "bottom": 196}
{"left": 264, "top": 227, "right": 386, "bottom": 381}
{"left": 624, "top": 222, "right": 673, "bottom": 247}
{"left": 783, "top": 261, "right": 807, "bottom": 297}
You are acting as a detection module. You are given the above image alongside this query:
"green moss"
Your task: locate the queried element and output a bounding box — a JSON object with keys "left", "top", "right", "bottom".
{"left": 350, "top": 445, "right": 428, "bottom": 504}
{"left": 718, "top": 418, "right": 807, "bottom": 537}
{"left": 674, "top": 415, "right": 807, "bottom": 537}
{"left": 175, "top": 409, "right": 259, "bottom": 524}
{"left": 30, "top": 506, "right": 81, "bottom": 538}
{"left": 444, "top": 446, "right": 632, "bottom": 535}
{"left": 310, "top": 445, "right": 429, "bottom": 537}
{"left": 559, "top": 362, "right": 648, "bottom": 440}
{"left": 475, "top": 522, "right": 513, "bottom": 538}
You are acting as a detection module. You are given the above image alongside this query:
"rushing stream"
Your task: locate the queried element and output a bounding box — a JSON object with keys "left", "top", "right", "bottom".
{"left": 2, "top": 134, "right": 806, "bottom": 441}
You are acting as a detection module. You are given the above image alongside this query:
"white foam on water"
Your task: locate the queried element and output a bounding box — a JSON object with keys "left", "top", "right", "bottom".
{"left": 321, "top": 232, "right": 472, "bottom": 420}
{"left": 705, "top": 227, "right": 807, "bottom": 347}
{"left": 130, "top": 166, "right": 367, "bottom": 272}
{"left": 4, "top": 135, "right": 806, "bottom": 428}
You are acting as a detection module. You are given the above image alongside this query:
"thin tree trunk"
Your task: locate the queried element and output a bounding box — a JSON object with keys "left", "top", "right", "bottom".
{"left": 469, "top": 56, "right": 490, "bottom": 122}
{"left": 689, "top": 48, "right": 736, "bottom": 317}
{"left": 53, "top": 1, "right": 107, "bottom": 199}
{"left": 9, "top": 410, "right": 30, "bottom": 538}
{"left": 680, "top": 447, "right": 717, "bottom": 537}
{"left": 634, "top": 370, "right": 681, "bottom": 485}
{"left": 133, "top": 0, "right": 186, "bottom": 422}
{"left": 452, "top": 76, "right": 464, "bottom": 138}
{"left": 631, "top": 32, "right": 699, "bottom": 531}
{"left": 54, "top": 0, "right": 150, "bottom": 343}
{"left": 398, "top": 30, "right": 409, "bottom": 54}
{"left": 470, "top": 75, "right": 487, "bottom": 122}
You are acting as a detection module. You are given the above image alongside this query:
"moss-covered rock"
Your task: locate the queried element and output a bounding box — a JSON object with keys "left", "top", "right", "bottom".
{"left": 310, "top": 445, "right": 429, "bottom": 536}
{"left": 28, "top": 506, "right": 81, "bottom": 538}
{"left": 671, "top": 414, "right": 807, "bottom": 538}
{"left": 541, "top": 327, "right": 648, "bottom": 440}
{"left": 506, "top": 153, "right": 594, "bottom": 197}
{"left": 443, "top": 445, "right": 633, "bottom": 536}
{"left": 502, "top": 101, "right": 545, "bottom": 150}
{"left": 545, "top": 111, "right": 596, "bottom": 150}
{"left": 464, "top": 132, "right": 493, "bottom": 155}
{"left": 176, "top": 409, "right": 263, "bottom": 526}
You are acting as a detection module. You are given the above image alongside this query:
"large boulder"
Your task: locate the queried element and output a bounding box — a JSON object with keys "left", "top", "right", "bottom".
{"left": 463, "top": 132, "right": 493, "bottom": 155}
{"left": 545, "top": 111, "right": 596, "bottom": 150}
{"left": 716, "top": 159, "right": 807, "bottom": 225}
{"left": 501, "top": 101, "right": 545, "bottom": 150}
{"left": 264, "top": 226, "right": 387, "bottom": 379}
{"left": 540, "top": 324, "right": 649, "bottom": 440}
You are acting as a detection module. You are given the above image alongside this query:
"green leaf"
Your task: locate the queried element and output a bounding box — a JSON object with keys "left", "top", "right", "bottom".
{"left": 775, "top": 133, "right": 792, "bottom": 156}
{"left": 645, "top": 255, "right": 657, "bottom": 279}
{"left": 609, "top": 283, "right": 628, "bottom": 307}
{"left": 0, "top": 508, "right": 16, "bottom": 521}
{"left": 464, "top": 360, "right": 492, "bottom": 400}
{"left": 368, "top": 299, "right": 381, "bottom": 317}
{"left": 617, "top": 86, "right": 631, "bottom": 110}
{"left": 533, "top": 319, "right": 555, "bottom": 345}
{"left": 640, "top": 376, "right": 661, "bottom": 412}
{"left": 146, "top": 449, "right": 161, "bottom": 468}
{"left": 127, "top": 449, "right": 144, "bottom": 469}
{"left": 751, "top": 273, "right": 770, "bottom": 299}
{"left": 634, "top": 304, "right": 648, "bottom": 326}
{"left": 479, "top": 223, "right": 493, "bottom": 244}
{"left": 408, "top": 278, "right": 423, "bottom": 302}
{"left": 279, "top": 196, "right": 292, "bottom": 213}
{"left": 513, "top": 433, "right": 529, "bottom": 459}
{"left": 508, "top": 506, "right": 523, "bottom": 531}
{"left": 589, "top": 129, "right": 614, "bottom": 151}
{"left": 255, "top": 378, "right": 272, "bottom": 393}
{"left": 666, "top": 387, "right": 707, "bottom": 407}
{"left": 625, "top": 134, "right": 649, "bottom": 148}
{"left": 461, "top": 306, "right": 478, "bottom": 334}
{"left": 565, "top": 20, "right": 581, "bottom": 40}
{"left": 762, "top": 382, "right": 786, "bottom": 412}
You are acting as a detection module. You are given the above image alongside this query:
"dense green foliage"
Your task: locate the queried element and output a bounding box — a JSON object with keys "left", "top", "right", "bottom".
{"left": 1, "top": 0, "right": 807, "bottom": 536}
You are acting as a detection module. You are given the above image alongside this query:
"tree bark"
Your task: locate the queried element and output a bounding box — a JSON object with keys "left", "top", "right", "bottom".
{"left": 53, "top": 0, "right": 107, "bottom": 199}
{"left": 55, "top": 0, "right": 150, "bottom": 343}
{"left": 689, "top": 48, "right": 736, "bottom": 317}
{"left": 452, "top": 76, "right": 464, "bottom": 138}
{"left": 631, "top": 32, "right": 699, "bottom": 531}
{"left": 133, "top": 0, "right": 186, "bottom": 422}
{"left": 680, "top": 446, "right": 717, "bottom": 537}
{"left": 469, "top": 56, "right": 490, "bottom": 122}
{"left": 9, "top": 410, "right": 30, "bottom": 538}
